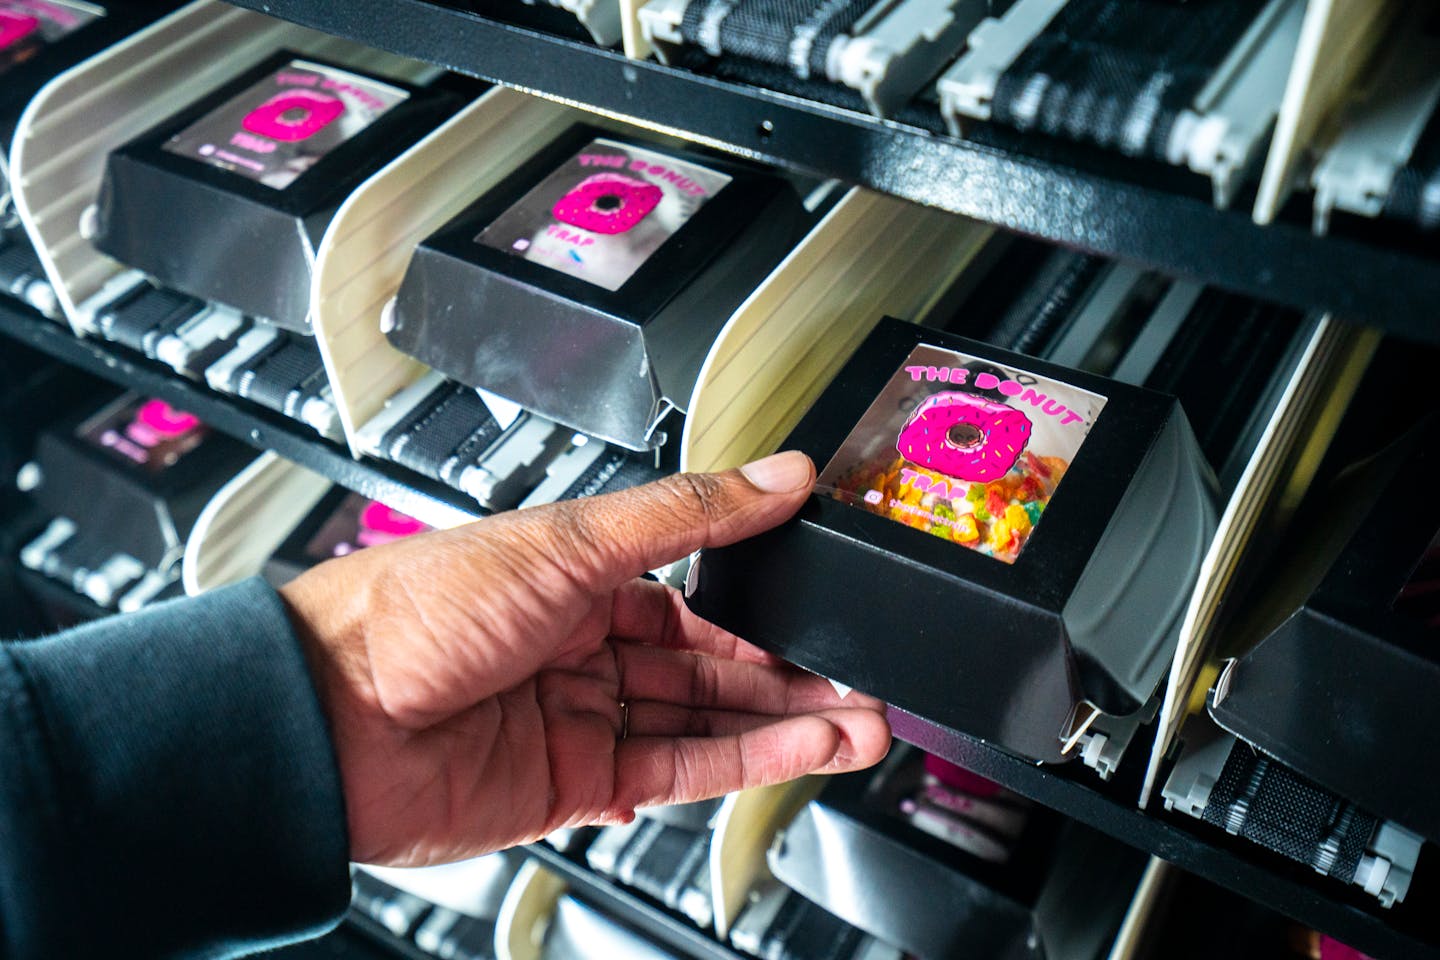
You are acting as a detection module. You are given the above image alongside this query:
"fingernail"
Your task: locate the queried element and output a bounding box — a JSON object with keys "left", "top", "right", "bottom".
{"left": 739, "top": 451, "right": 812, "bottom": 493}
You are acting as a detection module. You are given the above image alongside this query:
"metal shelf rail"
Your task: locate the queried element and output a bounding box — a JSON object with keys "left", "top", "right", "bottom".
{"left": 890, "top": 710, "right": 1439, "bottom": 960}
{"left": 225, "top": 0, "right": 1440, "bottom": 343}
{"left": 525, "top": 843, "right": 748, "bottom": 960}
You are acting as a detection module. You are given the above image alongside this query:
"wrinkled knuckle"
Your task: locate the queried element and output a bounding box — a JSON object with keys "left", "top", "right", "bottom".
{"left": 515, "top": 502, "right": 581, "bottom": 555}
{"left": 734, "top": 738, "right": 755, "bottom": 790}
{"left": 552, "top": 502, "right": 605, "bottom": 566}
{"left": 555, "top": 498, "right": 600, "bottom": 548}
{"left": 664, "top": 472, "right": 733, "bottom": 529}
{"left": 514, "top": 502, "right": 605, "bottom": 584}
{"left": 689, "top": 656, "right": 719, "bottom": 707}
{"left": 674, "top": 748, "right": 703, "bottom": 801}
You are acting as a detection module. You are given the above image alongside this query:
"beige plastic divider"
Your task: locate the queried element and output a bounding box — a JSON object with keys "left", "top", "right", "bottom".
{"left": 709, "top": 777, "right": 825, "bottom": 939}
{"left": 8, "top": 0, "right": 433, "bottom": 332}
{"left": 1252, "top": 0, "right": 1400, "bottom": 225}
{"left": 181, "top": 452, "right": 332, "bottom": 595}
{"left": 1139, "top": 317, "right": 1380, "bottom": 806}
{"left": 315, "top": 90, "right": 972, "bottom": 468}
{"left": 619, "top": 0, "right": 652, "bottom": 59}
{"left": 1104, "top": 858, "right": 1178, "bottom": 960}
{"left": 681, "top": 193, "right": 992, "bottom": 473}
{"left": 310, "top": 88, "right": 578, "bottom": 456}
{"left": 319, "top": 92, "right": 987, "bottom": 472}
{"left": 361, "top": 852, "right": 526, "bottom": 919}
{"left": 495, "top": 859, "right": 568, "bottom": 960}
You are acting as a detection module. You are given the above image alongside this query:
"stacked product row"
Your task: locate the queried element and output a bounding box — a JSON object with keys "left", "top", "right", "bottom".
{"left": 0, "top": 356, "right": 431, "bottom": 623}
{"left": 307, "top": 748, "right": 1151, "bottom": 960}
{"left": 454, "top": 0, "right": 1439, "bottom": 240}
{"left": 4, "top": 0, "right": 972, "bottom": 529}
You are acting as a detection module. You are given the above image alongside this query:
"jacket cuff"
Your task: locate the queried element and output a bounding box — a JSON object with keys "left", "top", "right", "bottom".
{"left": 1, "top": 577, "right": 351, "bottom": 959}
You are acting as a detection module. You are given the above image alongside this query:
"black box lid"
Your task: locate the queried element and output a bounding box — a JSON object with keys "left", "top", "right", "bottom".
{"left": 686, "top": 318, "right": 1214, "bottom": 764}
{"left": 386, "top": 125, "right": 808, "bottom": 450}
{"left": 91, "top": 50, "right": 460, "bottom": 331}
{"left": 32, "top": 393, "right": 251, "bottom": 568}
{"left": 1211, "top": 415, "right": 1440, "bottom": 842}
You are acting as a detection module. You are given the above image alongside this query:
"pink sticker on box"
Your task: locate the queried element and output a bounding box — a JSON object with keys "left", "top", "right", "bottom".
{"left": 163, "top": 58, "right": 408, "bottom": 190}
{"left": 131, "top": 398, "right": 202, "bottom": 441}
{"left": 0, "top": 12, "right": 40, "bottom": 48}
{"left": 77, "top": 394, "right": 207, "bottom": 473}
{"left": 552, "top": 174, "right": 664, "bottom": 235}
{"left": 241, "top": 90, "right": 345, "bottom": 142}
{"left": 475, "top": 136, "right": 732, "bottom": 292}
{"left": 0, "top": 0, "right": 103, "bottom": 75}
{"left": 304, "top": 493, "right": 432, "bottom": 560}
{"left": 816, "top": 344, "right": 1106, "bottom": 564}
{"left": 357, "top": 500, "right": 428, "bottom": 546}
{"left": 896, "top": 392, "right": 1033, "bottom": 483}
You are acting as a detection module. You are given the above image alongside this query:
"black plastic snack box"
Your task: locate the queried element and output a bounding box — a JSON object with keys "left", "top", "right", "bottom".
{"left": 261, "top": 487, "right": 431, "bottom": 587}
{"left": 1210, "top": 413, "right": 1440, "bottom": 845}
{"left": 29, "top": 392, "right": 251, "bottom": 571}
{"left": 261, "top": 485, "right": 351, "bottom": 587}
{"left": 89, "top": 49, "right": 461, "bottom": 332}
{"left": 686, "top": 317, "right": 1216, "bottom": 765}
{"left": 0, "top": 1, "right": 181, "bottom": 149}
{"left": 385, "top": 123, "right": 809, "bottom": 451}
{"left": 768, "top": 751, "right": 1144, "bottom": 960}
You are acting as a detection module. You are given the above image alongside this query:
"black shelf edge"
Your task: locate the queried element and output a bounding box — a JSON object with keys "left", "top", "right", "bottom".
{"left": 889, "top": 709, "right": 1438, "bottom": 960}
{"left": 224, "top": 0, "right": 1439, "bottom": 342}
{"left": 0, "top": 302, "right": 481, "bottom": 529}
{"left": 524, "top": 843, "right": 744, "bottom": 960}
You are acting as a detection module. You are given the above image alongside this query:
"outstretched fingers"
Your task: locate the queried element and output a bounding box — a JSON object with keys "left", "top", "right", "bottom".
{"left": 609, "top": 578, "right": 783, "bottom": 666}
{"left": 614, "top": 641, "right": 883, "bottom": 716}
{"left": 608, "top": 708, "right": 891, "bottom": 812}
{"left": 519, "top": 452, "right": 815, "bottom": 595}
{"left": 623, "top": 701, "right": 889, "bottom": 748}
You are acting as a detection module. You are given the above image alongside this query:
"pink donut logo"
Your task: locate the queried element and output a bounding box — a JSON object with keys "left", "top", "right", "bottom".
{"left": 125, "top": 399, "right": 202, "bottom": 448}
{"left": 356, "top": 501, "right": 427, "bottom": 547}
{"left": 0, "top": 12, "right": 39, "bottom": 50}
{"left": 552, "top": 174, "right": 663, "bottom": 235}
{"left": 896, "top": 391, "right": 1032, "bottom": 483}
{"left": 241, "top": 90, "right": 345, "bottom": 142}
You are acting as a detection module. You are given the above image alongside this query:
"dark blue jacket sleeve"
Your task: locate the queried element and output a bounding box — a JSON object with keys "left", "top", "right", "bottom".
{"left": 0, "top": 578, "right": 351, "bottom": 959}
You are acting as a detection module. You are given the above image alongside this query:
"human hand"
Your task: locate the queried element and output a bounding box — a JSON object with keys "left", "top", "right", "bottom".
{"left": 279, "top": 451, "right": 891, "bottom": 866}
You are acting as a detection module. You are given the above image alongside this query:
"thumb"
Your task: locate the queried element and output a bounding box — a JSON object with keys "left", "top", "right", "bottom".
{"left": 521, "top": 450, "right": 814, "bottom": 593}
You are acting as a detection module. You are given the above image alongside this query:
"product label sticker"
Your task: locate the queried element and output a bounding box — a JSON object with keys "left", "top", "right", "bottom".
{"left": 816, "top": 344, "right": 1107, "bottom": 563}
{"left": 0, "top": 0, "right": 103, "bottom": 76}
{"left": 303, "top": 493, "right": 430, "bottom": 561}
{"left": 162, "top": 59, "right": 409, "bottom": 190}
{"left": 78, "top": 396, "right": 207, "bottom": 474}
{"left": 475, "top": 137, "right": 732, "bottom": 292}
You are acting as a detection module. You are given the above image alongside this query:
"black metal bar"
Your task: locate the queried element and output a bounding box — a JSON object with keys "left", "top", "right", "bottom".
{"left": 225, "top": 0, "right": 1440, "bottom": 342}
{"left": 524, "top": 844, "right": 745, "bottom": 960}
{"left": 0, "top": 302, "right": 480, "bottom": 527}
